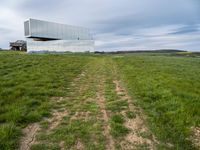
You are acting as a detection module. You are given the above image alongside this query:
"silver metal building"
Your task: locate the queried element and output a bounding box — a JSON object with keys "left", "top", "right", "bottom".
{"left": 24, "top": 18, "right": 94, "bottom": 53}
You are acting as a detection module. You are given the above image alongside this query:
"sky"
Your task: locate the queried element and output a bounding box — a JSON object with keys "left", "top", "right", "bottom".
{"left": 0, "top": 0, "right": 200, "bottom": 51}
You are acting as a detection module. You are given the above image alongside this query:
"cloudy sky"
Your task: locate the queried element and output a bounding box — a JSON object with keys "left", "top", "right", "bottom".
{"left": 0, "top": 0, "right": 200, "bottom": 51}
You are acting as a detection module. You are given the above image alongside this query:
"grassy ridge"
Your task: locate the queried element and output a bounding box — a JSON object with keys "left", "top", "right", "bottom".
{"left": 114, "top": 54, "right": 200, "bottom": 149}
{"left": 0, "top": 52, "right": 91, "bottom": 149}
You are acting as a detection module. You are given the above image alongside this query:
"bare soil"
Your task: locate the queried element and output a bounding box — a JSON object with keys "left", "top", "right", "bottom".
{"left": 19, "top": 123, "right": 40, "bottom": 150}
{"left": 47, "top": 109, "right": 68, "bottom": 130}
{"left": 191, "top": 127, "right": 200, "bottom": 149}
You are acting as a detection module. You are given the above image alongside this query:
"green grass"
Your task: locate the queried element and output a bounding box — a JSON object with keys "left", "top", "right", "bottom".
{"left": 0, "top": 51, "right": 199, "bottom": 149}
{"left": 31, "top": 143, "right": 60, "bottom": 150}
{"left": 114, "top": 54, "right": 200, "bottom": 149}
{"left": 0, "top": 51, "right": 91, "bottom": 149}
{"left": 110, "top": 114, "right": 129, "bottom": 138}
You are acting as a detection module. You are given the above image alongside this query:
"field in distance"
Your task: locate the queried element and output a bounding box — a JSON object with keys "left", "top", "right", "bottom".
{"left": 0, "top": 51, "right": 199, "bottom": 150}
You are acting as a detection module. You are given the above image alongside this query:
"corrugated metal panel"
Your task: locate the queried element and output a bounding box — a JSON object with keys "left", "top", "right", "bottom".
{"left": 25, "top": 18, "right": 95, "bottom": 53}
{"left": 25, "top": 18, "right": 93, "bottom": 40}
{"left": 24, "top": 21, "right": 30, "bottom": 36}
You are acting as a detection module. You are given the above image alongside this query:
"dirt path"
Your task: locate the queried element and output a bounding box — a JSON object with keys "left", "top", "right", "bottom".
{"left": 67, "top": 59, "right": 116, "bottom": 150}
{"left": 18, "top": 57, "right": 158, "bottom": 150}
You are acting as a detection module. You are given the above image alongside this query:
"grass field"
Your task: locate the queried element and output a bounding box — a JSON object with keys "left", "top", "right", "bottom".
{"left": 0, "top": 51, "right": 199, "bottom": 150}
{"left": 114, "top": 53, "right": 200, "bottom": 149}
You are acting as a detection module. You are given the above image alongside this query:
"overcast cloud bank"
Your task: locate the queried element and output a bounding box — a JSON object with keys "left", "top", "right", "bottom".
{"left": 0, "top": 0, "right": 200, "bottom": 51}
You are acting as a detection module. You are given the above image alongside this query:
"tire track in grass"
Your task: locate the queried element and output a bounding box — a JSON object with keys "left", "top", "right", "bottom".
{"left": 31, "top": 60, "right": 110, "bottom": 150}
{"left": 113, "top": 80, "right": 157, "bottom": 150}
{"left": 64, "top": 59, "right": 114, "bottom": 149}
{"left": 84, "top": 58, "right": 115, "bottom": 150}
{"left": 97, "top": 90, "right": 115, "bottom": 150}
{"left": 54, "top": 70, "right": 90, "bottom": 150}
{"left": 19, "top": 71, "right": 85, "bottom": 150}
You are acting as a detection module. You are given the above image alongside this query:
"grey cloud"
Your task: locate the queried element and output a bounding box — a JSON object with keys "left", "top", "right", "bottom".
{"left": 0, "top": 0, "right": 200, "bottom": 51}
{"left": 169, "top": 25, "right": 200, "bottom": 35}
